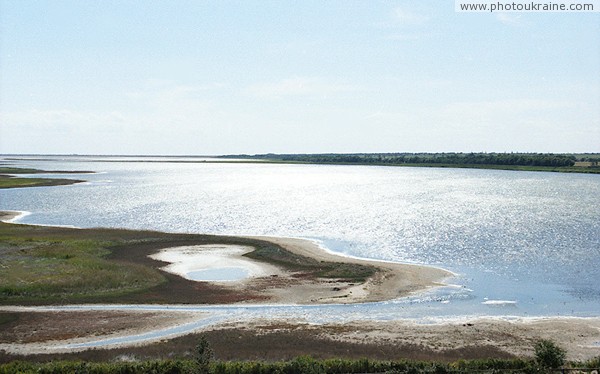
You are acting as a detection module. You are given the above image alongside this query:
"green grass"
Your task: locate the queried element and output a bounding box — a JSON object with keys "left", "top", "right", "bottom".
{"left": 0, "top": 176, "right": 83, "bottom": 189}
{"left": 0, "top": 167, "right": 44, "bottom": 174}
{"left": 0, "top": 312, "right": 18, "bottom": 326}
{"left": 0, "top": 229, "right": 166, "bottom": 302}
{"left": 0, "top": 166, "right": 88, "bottom": 189}
{"left": 0, "top": 222, "right": 378, "bottom": 304}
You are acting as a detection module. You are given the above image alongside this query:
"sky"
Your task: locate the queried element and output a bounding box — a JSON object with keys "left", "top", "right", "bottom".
{"left": 1, "top": 0, "right": 599, "bottom": 155}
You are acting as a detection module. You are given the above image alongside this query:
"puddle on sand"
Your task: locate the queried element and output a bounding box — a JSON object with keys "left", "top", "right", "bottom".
{"left": 187, "top": 267, "right": 250, "bottom": 282}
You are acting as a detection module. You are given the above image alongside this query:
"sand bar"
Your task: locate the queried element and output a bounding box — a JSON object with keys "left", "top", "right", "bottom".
{"left": 0, "top": 210, "right": 25, "bottom": 223}
{"left": 248, "top": 236, "right": 452, "bottom": 304}
{"left": 144, "top": 236, "right": 452, "bottom": 305}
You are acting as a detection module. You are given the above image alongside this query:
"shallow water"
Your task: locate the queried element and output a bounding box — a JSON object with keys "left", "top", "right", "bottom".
{"left": 1, "top": 156, "right": 599, "bottom": 318}
{"left": 187, "top": 267, "right": 250, "bottom": 282}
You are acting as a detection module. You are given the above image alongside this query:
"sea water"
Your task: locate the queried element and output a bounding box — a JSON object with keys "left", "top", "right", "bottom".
{"left": 1, "top": 156, "right": 599, "bottom": 319}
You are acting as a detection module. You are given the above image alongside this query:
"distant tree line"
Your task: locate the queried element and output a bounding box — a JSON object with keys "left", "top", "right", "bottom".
{"left": 221, "top": 152, "right": 577, "bottom": 167}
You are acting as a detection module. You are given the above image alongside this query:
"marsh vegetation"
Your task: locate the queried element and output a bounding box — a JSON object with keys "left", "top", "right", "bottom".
{"left": 0, "top": 222, "right": 375, "bottom": 305}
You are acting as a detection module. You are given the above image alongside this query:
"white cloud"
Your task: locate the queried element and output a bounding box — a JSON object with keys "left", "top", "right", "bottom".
{"left": 246, "top": 77, "right": 358, "bottom": 98}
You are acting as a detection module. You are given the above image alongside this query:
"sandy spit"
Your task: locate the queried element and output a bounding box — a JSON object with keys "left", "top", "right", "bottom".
{"left": 0, "top": 210, "right": 25, "bottom": 223}
{"left": 249, "top": 236, "right": 452, "bottom": 304}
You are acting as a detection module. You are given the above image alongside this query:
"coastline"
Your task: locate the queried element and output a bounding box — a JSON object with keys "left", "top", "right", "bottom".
{"left": 2, "top": 210, "right": 599, "bottom": 361}
{"left": 0, "top": 210, "right": 452, "bottom": 305}
{"left": 1, "top": 307, "right": 599, "bottom": 360}
{"left": 250, "top": 236, "right": 452, "bottom": 304}
{"left": 0, "top": 210, "right": 26, "bottom": 223}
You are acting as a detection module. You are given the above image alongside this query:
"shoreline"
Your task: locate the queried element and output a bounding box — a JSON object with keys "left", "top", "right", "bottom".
{"left": 0, "top": 210, "right": 27, "bottom": 223}
{"left": 249, "top": 236, "right": 452, "bottom": 304}
{"left": 2, "top": 210, "right": 599, "bottom": 360}
{"left": 1, "top": 306, "right": 599, "bottom": 360}
{"left": 0, "top": 210, "right": 452, "bottom": 305}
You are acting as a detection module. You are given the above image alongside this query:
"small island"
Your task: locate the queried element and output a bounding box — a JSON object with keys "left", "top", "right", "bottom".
{"left": 0, "top": 167, "right": 91, "bottom": 189}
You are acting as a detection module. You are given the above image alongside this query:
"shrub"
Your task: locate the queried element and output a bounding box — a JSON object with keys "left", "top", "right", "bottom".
{"left": 584, "top": 355, "right": 600, "bottom": 368}
{"left": 195, "top": 335, "right": 214, "bottom": 374}
{"left": 534, "top": 339, "right": 566, "bottom": 369}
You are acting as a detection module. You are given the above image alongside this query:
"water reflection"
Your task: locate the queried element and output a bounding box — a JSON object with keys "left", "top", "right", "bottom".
{"left": 1, "top": 157, "right": 599, "bottom": 317}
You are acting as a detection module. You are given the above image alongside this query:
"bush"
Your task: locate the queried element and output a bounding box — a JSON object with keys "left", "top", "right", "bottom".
{"left": 284, "top": 356, "right": 325, "bottom": 374}
{"left": 534, "top": 339, "right": 566, "bottom": 369}
{"left": 584, "top": 356, "right": 600, "bottom": 368}
{"left": 195, "top": 335, "right": 214, "bottom": 374}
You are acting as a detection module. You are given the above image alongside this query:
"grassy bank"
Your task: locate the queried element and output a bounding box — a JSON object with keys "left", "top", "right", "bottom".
{"left": 0, "top": 357, "right": 535, "bottom": 374}
{"left": 0, "top": 176, "right": 84, "bottom": 189}
{"left": 0, "top": 167, "right": 89, "bottom": 189}
{"left": 0, "top": 221, "right": 375, "bottom": 305}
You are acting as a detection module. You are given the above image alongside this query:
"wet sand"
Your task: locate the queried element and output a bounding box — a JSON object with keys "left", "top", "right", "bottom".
{"left": 145, "top": 237, "right": 452, "bottom": 305}
{"left": 1, "top": 307, "right": 598, "bottom": 361}
{"left": 253, "top": 236, "right": 452, "bottom": 304}
{"left": 0, "top": 210, "right": 23, "bottom": 222}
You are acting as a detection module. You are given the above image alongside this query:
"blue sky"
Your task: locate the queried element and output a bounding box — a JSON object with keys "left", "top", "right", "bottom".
{"left": 1, "top": 0, "right": 599, "bottom": 155}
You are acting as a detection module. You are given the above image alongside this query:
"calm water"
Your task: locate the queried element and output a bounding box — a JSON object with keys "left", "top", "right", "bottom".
{"left": 2, "top": 156, "right": 599, "bottom": 318}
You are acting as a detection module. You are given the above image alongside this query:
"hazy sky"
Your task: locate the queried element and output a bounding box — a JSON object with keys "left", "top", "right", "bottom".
{"left": 1, "top": 1, "right": 599, "bottom": 155}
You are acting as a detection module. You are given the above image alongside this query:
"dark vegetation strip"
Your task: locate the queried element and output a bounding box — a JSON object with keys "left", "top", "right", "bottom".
{"left": 0, "top": 357, "right": 539, "bottom": 374}
{"left": 0, "top": 175, "right": 85, "bottom": 189}
{"left": 0, "top": 350, "right": 600, "bottom": 374}
{"left": 0, "top": 222, "right": 375, "bottom": 305}
{"left": 4, "top": 153, "right": 600, "bottom": 174}
{"left": 0, "top": 167, "right": 94, "bottom": 174}
{"left": 218, "top": 152, "right": 600, "bottom": 174}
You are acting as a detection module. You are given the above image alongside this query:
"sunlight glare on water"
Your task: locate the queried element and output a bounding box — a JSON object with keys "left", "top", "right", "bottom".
{"left": 2, "top": 157, "right": 599, "bottom": 317}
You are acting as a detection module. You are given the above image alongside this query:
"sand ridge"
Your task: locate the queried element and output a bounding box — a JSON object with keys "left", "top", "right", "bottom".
{"left": 248, "top": 236, "right": 453, "bottom": 304}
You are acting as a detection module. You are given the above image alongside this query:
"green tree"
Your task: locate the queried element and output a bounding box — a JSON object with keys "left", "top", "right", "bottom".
{"left": 194, "top": 335, "right": 214, "bottom": 374}
{"left": 534, "top": 339, "right": 566, "bottom": 369}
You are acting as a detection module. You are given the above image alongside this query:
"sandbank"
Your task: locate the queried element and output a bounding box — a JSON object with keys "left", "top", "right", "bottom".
{"left": 0, "top": 210, "right": 451, "bottom": 305}
{"left": 144, "top": 236, "right": 452, "bottom": 305}
{"left": 0, "top": 210, "right": 25, "bottom": 223}
{"left": 247, "top": 236, "right": 452, "bottom": 304}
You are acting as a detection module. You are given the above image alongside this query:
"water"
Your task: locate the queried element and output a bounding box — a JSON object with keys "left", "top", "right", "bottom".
{"left": 187, "top": 267, "right": 250, "bottom": 282}
{"left": 1, "top": 156, "right": 599, "bottom": 318}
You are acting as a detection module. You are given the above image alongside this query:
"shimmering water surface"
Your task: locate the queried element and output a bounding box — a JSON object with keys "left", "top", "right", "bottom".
{"left": 2, "top": 156, "right": 599, "bottom": 318}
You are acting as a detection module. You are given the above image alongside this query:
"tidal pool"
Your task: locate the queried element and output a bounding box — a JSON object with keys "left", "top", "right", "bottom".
{"left": 148, "top": 245, "right": 281, "bottom": 283}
